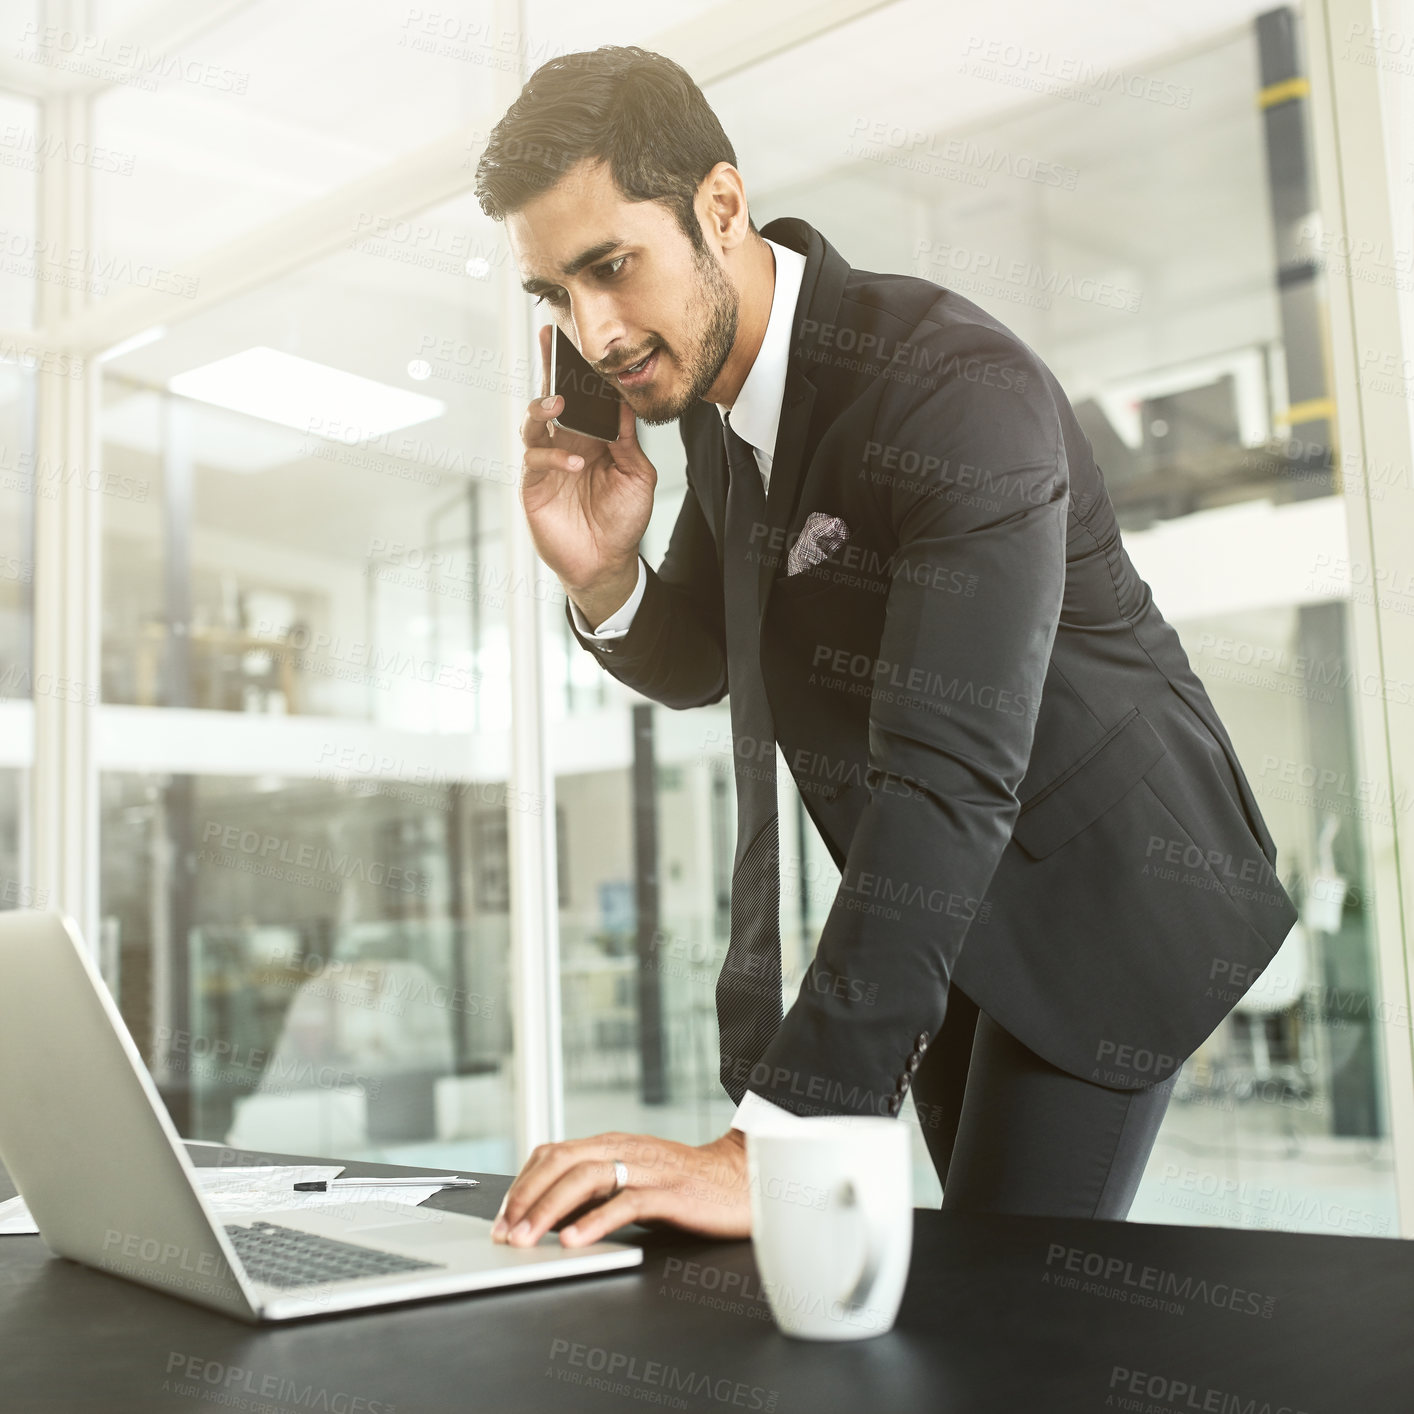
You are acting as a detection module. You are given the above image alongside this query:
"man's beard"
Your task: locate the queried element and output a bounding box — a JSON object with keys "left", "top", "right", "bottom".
{"left": 626, "top": 244, "right": 739, "bottom": 426}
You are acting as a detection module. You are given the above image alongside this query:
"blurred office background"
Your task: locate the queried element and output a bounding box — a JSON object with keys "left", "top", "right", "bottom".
{"left": 2, "top": 0, "right": 1413, "bottom": 1239}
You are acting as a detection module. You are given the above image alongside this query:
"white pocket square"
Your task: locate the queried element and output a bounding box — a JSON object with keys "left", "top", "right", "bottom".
{"left": 788, "top": 512, "right": 851, "bottom": 576}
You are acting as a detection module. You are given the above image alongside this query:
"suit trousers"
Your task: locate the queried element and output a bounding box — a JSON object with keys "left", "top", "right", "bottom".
{"left": 910, "top": 984, "right": 1176, "bottom": 1219}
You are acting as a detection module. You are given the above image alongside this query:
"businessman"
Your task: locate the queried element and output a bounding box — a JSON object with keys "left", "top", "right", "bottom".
{"left": 473, "top": 46, "right": 1298, "bottom": 1249}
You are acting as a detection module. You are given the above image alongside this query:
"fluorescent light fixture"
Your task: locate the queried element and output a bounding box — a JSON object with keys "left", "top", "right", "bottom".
{"left": 169, "top": 346, "right": 445, "bottom": 439}
{"left": 98, "top": 325, "right": 166, "bottom": 362}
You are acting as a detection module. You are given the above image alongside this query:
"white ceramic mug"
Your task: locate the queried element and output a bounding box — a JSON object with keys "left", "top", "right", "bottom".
{"left": 746, "top": 1116, "right": 912, "bottom": 1340}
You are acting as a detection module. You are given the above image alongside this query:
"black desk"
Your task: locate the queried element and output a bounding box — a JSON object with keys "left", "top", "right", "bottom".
{"left": 0, "top": 1144, "right": 1406, "bottom": 1413}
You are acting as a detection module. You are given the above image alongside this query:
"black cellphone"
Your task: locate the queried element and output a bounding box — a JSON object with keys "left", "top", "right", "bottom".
{"left": 548, "top": 325, "right": 622, "bottom": 441}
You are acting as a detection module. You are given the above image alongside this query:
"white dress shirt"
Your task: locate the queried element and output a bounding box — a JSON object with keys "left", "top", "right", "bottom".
{"left": 567, "top": 237, "right": 809, "bottom": 1136}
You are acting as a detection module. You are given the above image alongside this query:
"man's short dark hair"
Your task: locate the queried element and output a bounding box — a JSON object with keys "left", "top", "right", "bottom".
{"left": 473, "top": 45, "right": 757, "bottom": 253}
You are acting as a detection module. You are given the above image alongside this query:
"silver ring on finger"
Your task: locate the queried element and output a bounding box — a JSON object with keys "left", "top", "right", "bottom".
{"left": 610, "top": 1159, "right": 628, "bottom": 1196}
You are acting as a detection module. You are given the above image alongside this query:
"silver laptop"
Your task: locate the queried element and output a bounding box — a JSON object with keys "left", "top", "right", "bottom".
{"left": 0, "top": 909, "right": 642, "bottom": 1322}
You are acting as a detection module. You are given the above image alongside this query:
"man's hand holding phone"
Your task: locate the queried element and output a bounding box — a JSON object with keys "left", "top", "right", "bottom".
{"left": 520, "top": 323, "right": 657, "bottom": 631}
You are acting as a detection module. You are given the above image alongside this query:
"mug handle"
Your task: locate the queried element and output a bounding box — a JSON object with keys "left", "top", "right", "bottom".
{"left": 835, "top": 1175, "right": 890, "bottom": 1314}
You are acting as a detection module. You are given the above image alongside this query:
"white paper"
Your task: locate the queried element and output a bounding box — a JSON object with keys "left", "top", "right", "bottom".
{"left": 0, "top": 1196, "right": 39, "bottom": 1235}
{"left": 0, "top": 1165, "right": 447, "bottom": 1235}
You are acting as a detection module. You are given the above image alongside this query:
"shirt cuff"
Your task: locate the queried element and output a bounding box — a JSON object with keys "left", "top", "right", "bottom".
{"left": 731, "top": 1089, "right": 808, "bottom": 1135}
{"left": 568, "top": 557, "right": 647, "bottom": 640}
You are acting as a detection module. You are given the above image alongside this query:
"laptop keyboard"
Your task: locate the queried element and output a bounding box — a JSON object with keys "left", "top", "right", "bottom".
{"left": 224, "top": 1220, "right": 446, "bottom": 1289}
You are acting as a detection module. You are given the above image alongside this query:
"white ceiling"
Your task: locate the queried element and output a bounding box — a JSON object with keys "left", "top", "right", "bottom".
{"left": 1, "top": 0, "right": 1300, "bottom": 565}
{"left": 5, "top": 0, "right": 1296, "bottom": 289}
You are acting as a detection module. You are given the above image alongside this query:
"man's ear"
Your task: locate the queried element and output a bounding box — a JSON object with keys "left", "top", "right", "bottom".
{"left": 698, "top": 161, "right": 751, "bottom": 249}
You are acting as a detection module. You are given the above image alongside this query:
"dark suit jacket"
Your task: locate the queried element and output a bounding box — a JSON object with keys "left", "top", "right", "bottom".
{"left": 566, "top": 214, "right": 1298, "bottom": 1119}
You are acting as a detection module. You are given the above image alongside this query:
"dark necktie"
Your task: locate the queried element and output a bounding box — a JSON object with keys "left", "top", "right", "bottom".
{"left": 716, "top": 412, "right": 784, "bottom": 1104}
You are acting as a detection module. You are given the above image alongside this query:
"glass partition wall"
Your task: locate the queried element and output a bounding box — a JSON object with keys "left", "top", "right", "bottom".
{"left": 0, "top": 86, "right": 38, "bottom": 921}
{"left": 89, "top": 196, "right": 521, "bottom": 1170}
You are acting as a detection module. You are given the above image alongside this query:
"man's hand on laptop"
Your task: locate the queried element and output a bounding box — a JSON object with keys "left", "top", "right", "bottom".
{"left": 490, "top": 1128, "right": 750, "bottom": 1248}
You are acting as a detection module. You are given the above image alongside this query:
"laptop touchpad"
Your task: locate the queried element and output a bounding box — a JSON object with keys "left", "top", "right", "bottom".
{"left": 360, "top": 1216, "right": 491, "bottom": 1247}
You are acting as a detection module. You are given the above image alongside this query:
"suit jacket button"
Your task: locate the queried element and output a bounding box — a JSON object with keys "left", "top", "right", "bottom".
{"left": 906, "top": 1053, "right": 921, "bottom": 1073}
{"left": 914, "top": 1031, "right": 930, "bottom": 1049}
{"left": 895, "top": 1074, "right": 910, "bottom": 1093}
{"left": 886, "top": 1094, "right": 902, "bottom": 1115}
